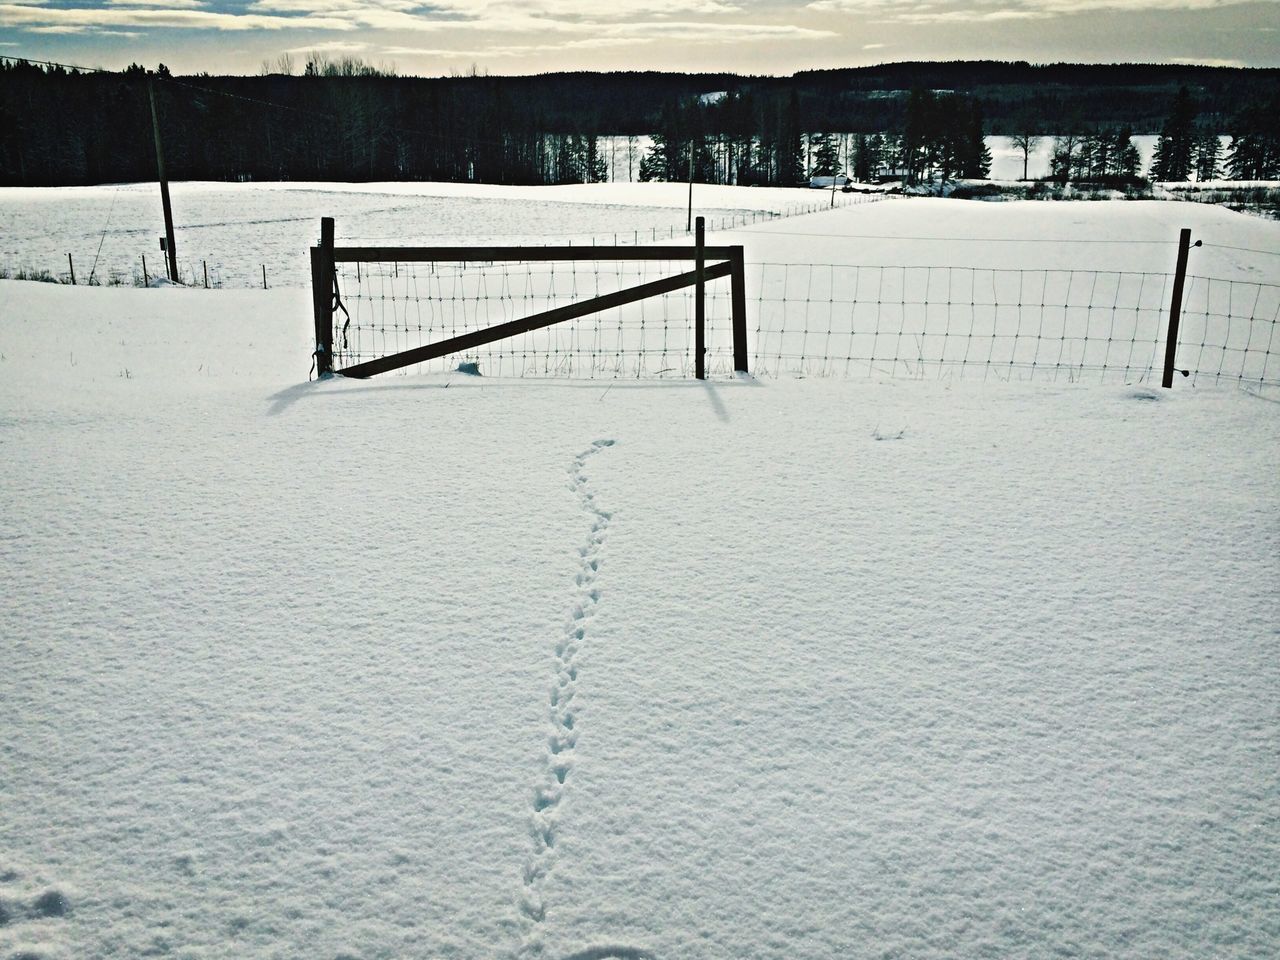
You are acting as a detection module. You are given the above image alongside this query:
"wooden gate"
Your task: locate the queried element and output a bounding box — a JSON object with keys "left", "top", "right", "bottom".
{"left": 310, "top": 217, "right": 748, "bottom": 380}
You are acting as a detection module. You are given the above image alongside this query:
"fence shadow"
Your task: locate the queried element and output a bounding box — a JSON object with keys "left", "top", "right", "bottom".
{"left": 560, "top": 947, "right": 656, "bottom": 960}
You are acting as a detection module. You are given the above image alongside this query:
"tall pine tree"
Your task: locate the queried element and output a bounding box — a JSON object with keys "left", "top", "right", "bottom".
{"left": 1150, "top": 86, "right": 1197, "bottom": 181}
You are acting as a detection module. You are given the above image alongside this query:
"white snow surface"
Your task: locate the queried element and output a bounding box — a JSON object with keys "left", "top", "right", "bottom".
{"left": 0, "top": 180, "right": 845, "bottom": 290}
{"left": 2, "top": 188, "right": 1279, "bottom": 960}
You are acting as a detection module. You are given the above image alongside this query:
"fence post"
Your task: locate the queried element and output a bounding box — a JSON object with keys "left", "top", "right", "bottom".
{"left": 730, "top": 246, "right": 748, "bottom": 374}
{"left": 202, "top": 260, "right": 208, "bottom": 289}
{"left": 695, "top": 216, "right": 706, "bottom": 380}
{"left": 262, "top": 264, "right": 268, "bottom": 290}
{"left": 67, "top": 253, "right": 76, "bottom": 285}
{"left": 311, "top": 217, "right": 335, "bottom": 376}
{"left": 142, "top": 253, "right": 148, "bottom": 288}
{"left": 1162, "top": 227, "right": 1195, "bottom": 388}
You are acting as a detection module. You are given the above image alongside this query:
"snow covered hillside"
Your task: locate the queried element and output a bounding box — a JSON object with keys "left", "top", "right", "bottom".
{"left": 1, "top": 188, "right": 1278, "bottom": 960}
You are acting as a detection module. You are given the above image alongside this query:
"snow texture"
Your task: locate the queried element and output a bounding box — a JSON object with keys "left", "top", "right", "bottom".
{"left": 1, "top": 187, "right": 1278, "bottom": 960}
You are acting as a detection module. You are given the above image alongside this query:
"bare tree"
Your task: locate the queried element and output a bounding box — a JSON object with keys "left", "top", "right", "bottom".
{"left": 1010, "top": 132, "right": 1042, "bottom": 181}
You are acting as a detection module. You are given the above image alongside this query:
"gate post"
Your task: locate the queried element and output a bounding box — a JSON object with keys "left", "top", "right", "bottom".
{"left": 311, "top": 217, "right": 335, "bottom": 377}
{"left": 695, "top": 216, "right": 706, "bottom": 380}
{"left": 730, "top": 246, "right": 748, "bottom": 374}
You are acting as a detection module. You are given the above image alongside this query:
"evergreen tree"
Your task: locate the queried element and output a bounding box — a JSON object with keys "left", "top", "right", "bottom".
{"left": 777, "top": 90, "right": 805, "bottom": 185}
{"left": 900, "top": 88, "right": 935, "bottom": 184}
{"left": 960, "top": 99, "right": 991, "bottom": 178}
{"left": 1150, "top": 86, "right": 1197, "bottom": 181}
{"left": 638, "top": 133, "right": 667, "bottom": 182}
{"left": 1049, "top": 132, "right": 1081, "bottom": 182}
{"left": 812, "top": 133, "right": 840, "bottom": 177}
{"left": 638, "top": 102, "right": 681, "bottom": 181}
{"left": 881, "top": 134, "right": 905, "bottom": 178}
{"left": 851, "top": 134, "right": 869, "bottom": 181}
{"left": 585, "top": 135, "right": 607, "bottom": 183}
{"left": 1114, "top": 129, "right": 1141, "bottom": 178}
{"left": 1224, "top": 97, "right": 1280, "bottom": 180}
{"left": 1075, "top": 132, "right": 1105, "bottom": 179}
{"left": 1194, "top": 128, "right": 1221, "bottom": 181}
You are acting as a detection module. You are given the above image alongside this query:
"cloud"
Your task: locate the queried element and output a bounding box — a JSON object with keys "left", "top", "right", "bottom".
{"left": 382, "top": 18, "right": 835, "bottom": 58}
{"left": 242, "top": 0, "right": 743, "bottom": 37}
{"left": 806, "top": 0, "right": 1275, "bottom": 21}
{"left": 283, "top": 39, "right": 370, "bottom": 54}
{"left": 1168, "top": 56, "right": 1246, "bottom": 66}
{"left": 251, "top": 0, "right": 743, "bottom": 19}
{"left": 385, "top": 36, "right": 659, "bottom": 58}
{"left": 104, "top": 0, "right": 207, "bottom": 8}
{"left": 0, "top": 0, "right": 834, "bottom": 63}
{"left": 609, "top": 21, "right": 836, "bottom": 40}
{"left": 0, "top": 0, "right": 772, "bottom": 38}
{"left": 862, "top": 42, "right": 886, "bottom": 48}
{"left": 0, "top": 2, "right": 354, "bottom": 30}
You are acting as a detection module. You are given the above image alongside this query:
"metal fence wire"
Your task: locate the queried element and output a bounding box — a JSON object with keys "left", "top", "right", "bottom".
{"left": 741, "top": 264, "right": 1278, "bottom": 385}
{"left": 331, "top": 258, "right": 1279, "bottom": 387}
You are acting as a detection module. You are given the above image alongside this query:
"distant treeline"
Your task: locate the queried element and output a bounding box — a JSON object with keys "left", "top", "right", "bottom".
{"left": 1, "top": 57, "right": 1277, "bottom": 187}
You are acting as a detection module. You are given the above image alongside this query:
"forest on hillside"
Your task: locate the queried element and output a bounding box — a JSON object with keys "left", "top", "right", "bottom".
{"left": 1, "top": 58, "right": 1277, "bottom": 187}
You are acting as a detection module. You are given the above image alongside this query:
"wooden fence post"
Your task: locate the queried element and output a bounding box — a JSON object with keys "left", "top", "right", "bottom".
{"left": 1163, "top": 227, "right": 1197, "bottom": 388}
{"left": 142, "top": 254, "right": 148, "bottom": 288}
{"left": 67, "top": 253, "right": 76, "bottom": 285}
{"left": 311, "top": 217, "right": 335, "bottom": 376}
{"left": 695, "top": 216, "right": 706, "bottom": 380}
{"left": 149, "top": 77, "right": 179, "bottom": 285}
{"left": 730, "top": 245, "right": 748, "bottom": 374}
{"left": 202, "top": 261, "right": 208, "bottom": 289}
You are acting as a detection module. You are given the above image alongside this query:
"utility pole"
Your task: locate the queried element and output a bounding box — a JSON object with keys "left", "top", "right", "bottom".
{"left": 149, "top": 75, "right": 178, "bottom": 283}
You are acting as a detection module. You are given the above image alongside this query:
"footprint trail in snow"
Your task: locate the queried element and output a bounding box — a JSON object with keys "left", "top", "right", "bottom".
{"left": 517, "top": 439, "right": 616, "bottom": 958}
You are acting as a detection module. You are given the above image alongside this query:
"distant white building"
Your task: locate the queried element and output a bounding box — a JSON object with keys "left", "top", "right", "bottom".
{"left": 809, "top": 174, "right": 852, "bottom": 189}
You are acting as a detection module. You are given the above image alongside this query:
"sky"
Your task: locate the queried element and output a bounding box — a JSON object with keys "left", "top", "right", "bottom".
{"left": 1, "top": 0, "right": 1278, "bottom": 76}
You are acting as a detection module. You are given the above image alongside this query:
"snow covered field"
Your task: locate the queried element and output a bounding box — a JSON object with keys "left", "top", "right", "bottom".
{"left": 0, "top": 181, "right": 853, "bottom": 291}
{"left": 2, "top": 186, "right": 1278, "bottom": 959}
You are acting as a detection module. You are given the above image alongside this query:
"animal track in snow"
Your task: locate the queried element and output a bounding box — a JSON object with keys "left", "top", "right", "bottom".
{"left": 517, "top": 439, "right": 615, "bottom": 958}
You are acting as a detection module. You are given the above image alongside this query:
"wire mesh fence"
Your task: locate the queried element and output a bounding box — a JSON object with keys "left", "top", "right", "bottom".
{"left": 334, "top": 258, "right": 736, "bottom": 379}
{"left": 1179, "top": 275, "right": 1280, "bottom": 387}
{"left": 328, "top": 256, "right": 1279, "bottom": 387}
{"left": 738, "top": 264, "right": 1277, "bottom": 385}
{"left": 743, "top": 264, "right": 1180, "bottom": 382}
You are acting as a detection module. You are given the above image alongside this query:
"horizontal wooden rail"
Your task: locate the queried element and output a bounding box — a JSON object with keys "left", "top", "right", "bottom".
{"left": 338, "top": 260, "right": 732, "bottom": 379}
{"left": 331, "top": 245, "right": 739, "bottom": 264}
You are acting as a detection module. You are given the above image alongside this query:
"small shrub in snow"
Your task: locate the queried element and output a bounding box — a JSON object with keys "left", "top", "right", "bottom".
{"left": 0, "top": 266, "right": 62, "bottom": 284}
